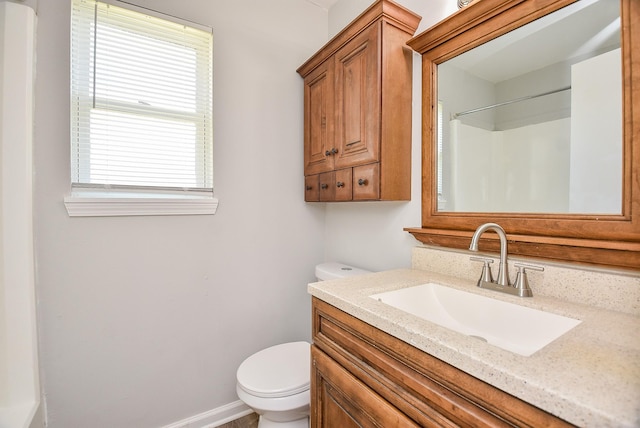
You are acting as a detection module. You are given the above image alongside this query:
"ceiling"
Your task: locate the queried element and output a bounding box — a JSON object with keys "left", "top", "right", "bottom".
{"left": 306, "top": 0, "right": 339, "bottom": 10}
{"left": 445, "top": 0, "right": 620, "bottom": 83}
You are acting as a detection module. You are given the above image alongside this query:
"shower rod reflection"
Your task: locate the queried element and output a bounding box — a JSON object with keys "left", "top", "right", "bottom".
{"left": 452, "top": 86, "right": 571, "bottom": 119}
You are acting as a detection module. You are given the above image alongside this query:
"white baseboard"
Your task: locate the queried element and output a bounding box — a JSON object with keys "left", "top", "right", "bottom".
{"left": 161, "top": 400, "right": 253, "bottom": 428}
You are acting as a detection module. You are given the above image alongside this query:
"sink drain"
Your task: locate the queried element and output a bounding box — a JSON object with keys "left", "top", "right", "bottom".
{"left": 468, "top": 335, "right": 488, "bottom": 343}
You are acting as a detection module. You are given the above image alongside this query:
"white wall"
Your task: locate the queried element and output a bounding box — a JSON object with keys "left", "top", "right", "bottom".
{"left": 33, "top": 1, "right": 328, "bottom": 427}
{"left": 32, "top": 0, "right": 462, "bottom": 426}
{"left": 324, "top": 0, "right": 457, "bottom": 272}
{"left": 0, "top": 2, "right": 41, "bottom": 427}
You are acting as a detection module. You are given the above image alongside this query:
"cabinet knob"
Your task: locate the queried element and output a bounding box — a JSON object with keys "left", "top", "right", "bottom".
{"left": 358, "top": 178, "right": 368, "bottom": 186}
{"left": 321, "top": 183, "right": 329, "bottom": 189}
{"left": 336, "top": 181, "right": 345, "bottom": 188}
{"left": 325, "top": 148, "right": 339, "bottom": 156}
{"left": 306, "top": 185, "right": 313, "bottom": 191}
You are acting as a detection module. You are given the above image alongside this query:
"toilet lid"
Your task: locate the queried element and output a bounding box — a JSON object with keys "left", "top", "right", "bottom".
{"left": 237, "top": 341, "right": 310, "bottom": 398}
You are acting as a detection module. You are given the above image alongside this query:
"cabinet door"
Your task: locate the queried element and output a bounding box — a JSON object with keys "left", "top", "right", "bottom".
{"left": 334, "top": 24, "right": 380, "bottom": 170}
{"left": 353, "top": 163, "right": 379, "bottom": 200}
{"left": 304, "top": 58, "right": 335, "bottom": 176}
{"left": 311, "top": 345, "right": 418, "bottom": 428}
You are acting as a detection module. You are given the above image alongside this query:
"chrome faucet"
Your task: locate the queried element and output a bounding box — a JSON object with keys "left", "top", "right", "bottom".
{"left": 469, "top": 223, "right": 542, "bottom": 297}
{"left": 469, "top": 223, "right": 510, "bottom": 287}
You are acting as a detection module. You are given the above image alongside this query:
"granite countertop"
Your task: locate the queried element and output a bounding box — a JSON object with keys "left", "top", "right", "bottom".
{"left": 308, "top": 268, "right": 640, "bottom": 428}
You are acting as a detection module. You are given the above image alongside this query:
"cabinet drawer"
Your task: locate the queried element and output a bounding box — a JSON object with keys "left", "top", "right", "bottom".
{"left": 353, "top": 163, "right": 379, "bottom": 200}
{"left": 312, "top": 298, "right": 574, "bottom": 428}
{"left": 319, "top": 172, "right": 335, "bottom": 202}
{"left": 335, "top": 168, "right": 353, "bottom": 201}
{"left": 305, "top": 175, "right": 320, "bottom": 202}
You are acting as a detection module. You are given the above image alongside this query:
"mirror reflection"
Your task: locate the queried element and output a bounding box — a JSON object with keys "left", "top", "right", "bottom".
{"left": 437, "top": 0, "right": 621, "bottom": 214}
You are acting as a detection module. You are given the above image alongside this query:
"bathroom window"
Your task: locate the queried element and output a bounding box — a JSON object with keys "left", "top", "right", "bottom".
{"left": 67, "top": 0, "right": 217, "bottom": 216}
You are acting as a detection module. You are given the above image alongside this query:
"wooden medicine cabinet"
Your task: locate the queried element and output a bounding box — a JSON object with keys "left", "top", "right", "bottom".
{"left": 297, "top": 0, "right": 420, "bottom": 202}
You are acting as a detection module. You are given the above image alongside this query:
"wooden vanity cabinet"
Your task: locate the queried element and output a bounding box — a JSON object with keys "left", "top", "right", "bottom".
{"left": 297, "top": 0, "right": 420, "bottom": 202}
{"left": 311, "top": 297, "right": 575, "bottom": 428}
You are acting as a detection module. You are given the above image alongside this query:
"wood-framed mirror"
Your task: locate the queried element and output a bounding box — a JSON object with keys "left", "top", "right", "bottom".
{"left": 406, "top": 0, "right": 639, "bottom": 270}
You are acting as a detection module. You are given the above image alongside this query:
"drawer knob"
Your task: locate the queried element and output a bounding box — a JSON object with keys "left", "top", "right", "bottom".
{"left": 336, "top": 181, "right": 345, "bottom": 188}
{"left": 321, "top": 183, "right": 328, "bottom": 189}
{"left": 358, "top": 178, "right": 368, "bottom": 186}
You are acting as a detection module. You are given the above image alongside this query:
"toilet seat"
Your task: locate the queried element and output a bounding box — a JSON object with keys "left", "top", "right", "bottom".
{"left": 237, "top": 341, "right": 310, "bottom": 398}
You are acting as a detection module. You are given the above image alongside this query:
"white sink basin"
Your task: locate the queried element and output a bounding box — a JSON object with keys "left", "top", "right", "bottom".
{"left": 370, "top": 283, "right": 581, "bottom": 356}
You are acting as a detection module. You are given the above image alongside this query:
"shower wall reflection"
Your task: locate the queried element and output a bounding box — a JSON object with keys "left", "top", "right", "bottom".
{"left": 437, "top": 0, "right": 622, "bottom": 214}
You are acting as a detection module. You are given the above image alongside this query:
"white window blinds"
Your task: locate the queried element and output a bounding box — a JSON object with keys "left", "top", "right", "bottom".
{"left": 71, "top": 0, "right": 213, "bottom": 193}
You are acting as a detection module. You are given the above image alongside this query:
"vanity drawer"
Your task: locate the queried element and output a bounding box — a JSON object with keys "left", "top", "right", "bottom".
{"left": 311, "top": 297, "right": 574, "bottom": 428}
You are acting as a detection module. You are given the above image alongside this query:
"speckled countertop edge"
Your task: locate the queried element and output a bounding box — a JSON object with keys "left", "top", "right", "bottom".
{"left": 308, "top": 269, "right": 640, "bottom": 428}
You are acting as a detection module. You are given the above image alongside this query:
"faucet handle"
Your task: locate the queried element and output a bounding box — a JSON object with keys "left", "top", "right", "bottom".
{"left": 513, "top": 263, "right": 544, "bottom": 297}
{"left": 470, "top": 256, "right": 494, "bottom": 286}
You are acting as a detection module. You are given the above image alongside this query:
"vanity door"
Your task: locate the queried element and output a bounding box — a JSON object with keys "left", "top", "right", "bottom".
{"left": 311, "top": 345, "right": 418, "bottom": 428}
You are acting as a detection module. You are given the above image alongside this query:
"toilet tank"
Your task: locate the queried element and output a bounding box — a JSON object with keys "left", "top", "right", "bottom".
{"left": 315, "top": 262, "right": 371, "bottom": 281}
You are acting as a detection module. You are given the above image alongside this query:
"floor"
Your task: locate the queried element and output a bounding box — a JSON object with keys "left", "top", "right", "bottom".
{"left": 218, "top": 412, "right": 259, "bottom": 428}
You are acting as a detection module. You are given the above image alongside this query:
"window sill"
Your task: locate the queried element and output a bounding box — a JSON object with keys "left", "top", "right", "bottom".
{"left": 64, "top": 193, "right": 219, "bottom": 217}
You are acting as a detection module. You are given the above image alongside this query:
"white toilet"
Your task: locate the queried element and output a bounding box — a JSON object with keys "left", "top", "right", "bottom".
{"left": 235, "top": 262, "right": 371, "bottom": 428}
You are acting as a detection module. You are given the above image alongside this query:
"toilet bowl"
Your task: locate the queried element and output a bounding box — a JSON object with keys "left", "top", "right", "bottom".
{"left": 236, "top": 342, "right": 310, "bottom": 428}
{"left": 235, "top": 262, "right": 371, "bottom": 428}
